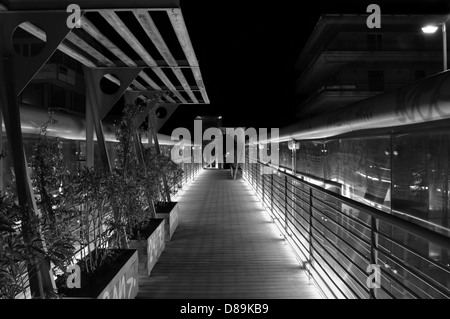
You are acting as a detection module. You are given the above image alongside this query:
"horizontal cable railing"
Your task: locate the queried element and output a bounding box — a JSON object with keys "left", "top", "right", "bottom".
{"left": 242, "top": 157, "right": 450, "bottom": 299}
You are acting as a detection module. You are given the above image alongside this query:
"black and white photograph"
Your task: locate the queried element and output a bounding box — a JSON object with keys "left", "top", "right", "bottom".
{"left": 0, "top": 0, "right": 449, "bottom": 309}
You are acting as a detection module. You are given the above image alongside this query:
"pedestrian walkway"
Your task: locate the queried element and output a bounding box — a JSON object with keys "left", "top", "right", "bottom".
{"left": 136, "top": 169, "right": 321, "bottom": 299}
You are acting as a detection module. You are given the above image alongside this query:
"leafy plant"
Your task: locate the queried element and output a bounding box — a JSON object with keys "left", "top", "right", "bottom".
{"left": 27, "top": 112, "right": 78, "bottom": 277}
{"left": 0, "top": 191, "right": 69, "bottom": 299}
{"left": 110, "top": 103, "right": 158, "bottom": 246}
{"left": 143, "top": 147, "right": 183, "bottom": 206}
{"left": 65, "top": 167, "right": 114, "bottom": 274}
{"left": 0, "top": 193, "right": 31, "bottom": 299}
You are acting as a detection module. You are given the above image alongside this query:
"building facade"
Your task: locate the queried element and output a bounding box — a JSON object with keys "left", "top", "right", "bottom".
{"left": 294, "top": 14, "right": 444, "bottom": 118}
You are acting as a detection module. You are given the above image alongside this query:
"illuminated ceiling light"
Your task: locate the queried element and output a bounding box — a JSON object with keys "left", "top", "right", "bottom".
{"left": 422, "top": 25, "right": 439, "bottom": 33}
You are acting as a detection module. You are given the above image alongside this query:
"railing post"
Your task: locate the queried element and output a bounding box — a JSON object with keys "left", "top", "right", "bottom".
{"left": 262, "top": 170, "right": 265, "bottom": 207}
{"left": 308, "top": 187, "right": 314, "bottom": 274}
{"left": 369, "top": 216, "right": 379, "bottom": 299}
{"left": 252, "top": 164, "right": 256, "bottom": 189}
{"left": 271, "top": 172, "right": 274, "bottom": 214}
{"left": 285, "top": 174, "right": 288, "bottom": 233}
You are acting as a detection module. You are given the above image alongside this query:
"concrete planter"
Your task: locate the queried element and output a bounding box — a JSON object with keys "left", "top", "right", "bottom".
{"left": 129, "top": 218, "right": 165, "bottom": 278}
{"left": 155, "top": 202, "right": 179, "bottom": 241}
{"left": 58, "top": 249, "right": 139, "bottom": 299}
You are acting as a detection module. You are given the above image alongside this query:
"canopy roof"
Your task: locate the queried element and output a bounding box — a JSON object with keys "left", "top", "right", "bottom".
{"left": 0, "top": 0, "right": 209, "bottom": 105}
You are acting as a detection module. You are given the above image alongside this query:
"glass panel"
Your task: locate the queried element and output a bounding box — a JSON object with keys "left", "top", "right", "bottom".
{"left": 296, "top": 140, "right": 326, "bottom": 187}
{"left": 392, "top": 131, "right": 450, "bottom": 237}
{"left": 323, "top": 136, "right": 391, "bottom": 211}
{"left": 378, "top": 219, "right": 450, "bottom": 298}
{"left": 279, "top": 141, "right": 291, "bottom": 170}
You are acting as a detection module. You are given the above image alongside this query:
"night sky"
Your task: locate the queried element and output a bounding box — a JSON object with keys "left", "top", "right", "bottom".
{"left": 160, "top": 0, "right": 450, "bottom": 135}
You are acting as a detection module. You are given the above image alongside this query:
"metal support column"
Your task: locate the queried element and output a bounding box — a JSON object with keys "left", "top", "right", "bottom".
{"left": 83, "top": 66, "right": 143, "bottom": 171}
{"left": 0, "top": 10, "right": 81, "bottom": 298}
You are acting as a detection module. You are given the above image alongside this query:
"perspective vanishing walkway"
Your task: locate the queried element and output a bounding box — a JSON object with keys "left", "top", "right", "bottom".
{"left": 136, "top": 169, "right": 321, "bottom": 299}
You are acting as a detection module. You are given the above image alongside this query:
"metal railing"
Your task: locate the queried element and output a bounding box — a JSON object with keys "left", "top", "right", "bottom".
{"left": 243, "top": 157, "right": 450, "bottom": 299}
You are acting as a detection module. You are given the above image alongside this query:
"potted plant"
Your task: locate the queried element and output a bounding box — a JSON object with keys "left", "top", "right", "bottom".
{"left": 111, "top": 102, "right": 165, "bottom": 278}
{"left": 0, "top": 115, "right": 80, "bottom": 299}
{"left": 55, "top": 167, "right": 139, "bottom": 299}
{"left": 0, "top": 191, "right": 45, "bottom": 299}
{"left": 29, "top": 113, "right": 139, "bottom": 299}
{"left": 143, "top": 147, "right": 183, "bottom": 241}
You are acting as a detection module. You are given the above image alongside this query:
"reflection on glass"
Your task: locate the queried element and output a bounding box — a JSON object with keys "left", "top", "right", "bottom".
{"left": 392, "top": 131, "right": 450, "bottom": 236}
{"left": 293, "top": 136, "right": 392, "bottom": 211}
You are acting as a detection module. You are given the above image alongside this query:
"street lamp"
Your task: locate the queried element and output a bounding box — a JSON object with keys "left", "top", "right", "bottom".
{"left": 422, "top": 21, "right": 447, "bottom": 71}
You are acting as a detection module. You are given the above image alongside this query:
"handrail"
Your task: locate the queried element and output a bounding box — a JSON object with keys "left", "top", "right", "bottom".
{"left": 251, "top": 157, "right": 450, "bottom": 249}
{"left": 243, "top": 156, "right": 450, "bottom": 299}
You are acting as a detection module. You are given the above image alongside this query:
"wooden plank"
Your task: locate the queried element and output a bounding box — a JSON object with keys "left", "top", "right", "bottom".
{"left": 65, "top": 31, "right": 115, "bottom": 67}
{"left": 131, "top": 79, "right": 146, "bottom": 91}
{"left": 80, "top": 17, "right": 137, "bottom": 67}
{"left": 151, "top": 68, "right": 188, "bottom": 103}
{"left": 163, "top": 95, "right": 176, "bottom": 104}
{"left": 133, "top": 9, "right": 198, "bottom": 103}
{"left": 19, "top": 21, "right": 96, "bottom": 68}
{"left": 99, "top": 10, "right": 188, "bottom": 104}
{"left": 136, "top": 170, "right": 321, "bottom": 299}
{"left": 18, "top": 22, "right": 123, "bottom": 87}
{"left": 80, "top": 16, "right": 172, "bottom": 97}
{"left": 139, "top": 71, "right": 161, "bottom": 90}
{"left": 80, "top": 18, "right": 162, "bottom": 93}
{"left": 172, "top": 67, "right": 198, "bottom": 103}
{"left": 100, "top": 10, "right": 157, "bottom": 66}
{"left": 167, "top": 8, "right": 210, "bottom": 103}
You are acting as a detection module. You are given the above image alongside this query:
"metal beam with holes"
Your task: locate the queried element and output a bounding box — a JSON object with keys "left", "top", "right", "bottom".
{"left": 2, "top": 7, "right": 209, "bottom": 104}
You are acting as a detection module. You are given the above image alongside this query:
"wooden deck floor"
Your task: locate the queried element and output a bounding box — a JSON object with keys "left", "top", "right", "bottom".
{"left": 136, "top": 169, "right": 321, "bottom": 299}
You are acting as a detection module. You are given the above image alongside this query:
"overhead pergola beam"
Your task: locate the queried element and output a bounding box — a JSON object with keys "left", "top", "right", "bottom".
{"left": 3, "top": 3, "right": 208, "bottom": 105}
{"left": 168, "top": 8, "right": 210, "bottom": 104}
{"left": 100, "top": 10, "right": 188, "bottom": 104}
{"left": 15, "top": 7, "right": 208, "bottom": 105}
{"left": 80, "top": 17, "right": 137, "bottom": 67}
{"left": 133, "top": 9, "right": 198, "bottom": 103}
{"left": 138, "top": 70, "right": 161, "bottom": 90}
{"left": 80, "top": 16, "right": 175, "bottom": 101}
{"left": 18, "top": 22, "right": 124, "bottom": 87}
{"left": 19, "top": 22, "right": 95, "bottom": 68}
{"left": 132, "top": 79, "right": 147, "bottom": 91}
{"left": 65, "top": 32, "right": 115, "bottom": 67}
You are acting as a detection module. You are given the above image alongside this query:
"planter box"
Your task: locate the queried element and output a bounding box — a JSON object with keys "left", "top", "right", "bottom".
{"left": 129, "top": 218, "right": 165, "bottom": 278}
{"left": 57, "top": 249, "right": 139, "bottom": 299}
{"left": 155, "top": 202, "right": 179, "bottom": 241}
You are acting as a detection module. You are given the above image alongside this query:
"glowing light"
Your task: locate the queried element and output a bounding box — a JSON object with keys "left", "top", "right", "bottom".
{"left": 422, "top": 25, "right": 439, "bottom": 33}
